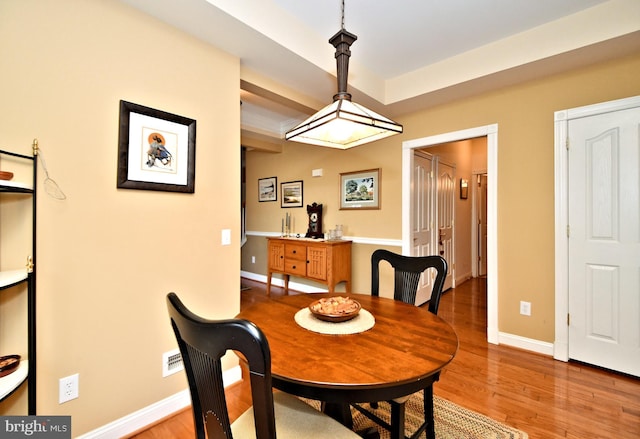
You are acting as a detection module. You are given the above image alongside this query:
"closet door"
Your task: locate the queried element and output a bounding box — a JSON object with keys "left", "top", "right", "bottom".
{"left": 567, "top": 105, "right": 640, "bottom": 377}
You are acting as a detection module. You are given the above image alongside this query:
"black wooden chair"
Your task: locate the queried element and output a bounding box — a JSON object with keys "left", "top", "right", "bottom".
{"left": 353, "top": 249, "right": 448, "bottom": 439}
{"left": 166, "top": 292, "right": 360, "bottom": 439}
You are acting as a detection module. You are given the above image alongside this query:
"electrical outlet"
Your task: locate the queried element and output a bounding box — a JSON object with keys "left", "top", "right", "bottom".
{"left": 520, "top": 301, "right": 531, "bottom": 316}
{"left": 59, "top": 373, "right": 79, "bottom": 404}
{"left": 251, "top": 256, "right": 256, "bottom": 264}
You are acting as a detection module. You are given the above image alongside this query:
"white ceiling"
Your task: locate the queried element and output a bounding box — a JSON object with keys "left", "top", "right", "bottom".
{"left": 272, "top": 0, "right": 605, "bottom": 79}
{"left": 121, "top": 0, "right": 640, "bottom": 139}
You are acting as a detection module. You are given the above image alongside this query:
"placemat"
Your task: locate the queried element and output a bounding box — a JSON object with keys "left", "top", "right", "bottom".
{"left": 294, "top": 308, "right": 375, "bottom": 335}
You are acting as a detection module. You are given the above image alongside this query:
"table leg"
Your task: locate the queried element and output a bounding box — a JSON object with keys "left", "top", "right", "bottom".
{"left": 266, "top": 272, "right": 272, "bottom": 296}
{"left": 425, "top": 386, "right": 435, "bottom": 439}
{"left": 283, "top": 274, "right": 290, "bottom": 295}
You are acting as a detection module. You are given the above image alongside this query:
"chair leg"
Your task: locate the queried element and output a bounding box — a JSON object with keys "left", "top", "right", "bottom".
{"left": 389, "top": 401, "right": 405, "bottom": 439}
{"left": 424, "top": 386, "right": 435, "bottom": 439}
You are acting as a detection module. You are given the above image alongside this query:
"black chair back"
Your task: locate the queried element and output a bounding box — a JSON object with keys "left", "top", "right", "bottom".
{"left": 166, "top": 292, "right": 276, "bottom": 439}
{"left": 371, "top": 249, "right": 448, "bottom": 314}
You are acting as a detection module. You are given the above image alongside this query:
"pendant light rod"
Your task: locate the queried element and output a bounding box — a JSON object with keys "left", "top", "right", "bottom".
{"left": 332, "top": 0, "right": 355, "bottom": 101}
{"left": 330, "top": 29, "right": 356, "bottom": 101}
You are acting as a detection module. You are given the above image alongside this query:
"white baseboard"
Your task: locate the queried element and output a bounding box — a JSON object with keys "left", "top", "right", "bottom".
{"left": 498, "top": 332, "right": 554, "bottom": 356}
{"left": 77, "top": 366, "right": 242, "bottom": 439}
{"left": 241, "top": 271, "right": 327, "bottom": 293}
{"left": 454, "top": 271, "right": 472, "bottom": 287}
{"left": 240, "top": 270, "right": 266, "bottom": 283}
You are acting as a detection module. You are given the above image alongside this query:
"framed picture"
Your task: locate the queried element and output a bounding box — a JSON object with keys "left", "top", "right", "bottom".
{"left": 460, "top": 178, "right": 469, "bottom": 199}
{"left": 117, "top": 100, "right": 196, "bottom": 193}
{"left": 340, "top": 168, "right": 381, "bottom": 210}
{"left": 258, "top": 176, "right": 277, "bottom": 202}
{"left": 281, "top": 180, "right": 303, "bottom": 208}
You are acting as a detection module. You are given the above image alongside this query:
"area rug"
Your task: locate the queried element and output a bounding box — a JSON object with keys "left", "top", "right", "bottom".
{"left": 303, "top": 392, "right": 528, "bottom": 439}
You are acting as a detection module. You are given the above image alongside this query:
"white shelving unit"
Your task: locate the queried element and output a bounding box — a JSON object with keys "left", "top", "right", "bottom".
{"left": 0, "top": 144, "right": 37, "bottom": 414}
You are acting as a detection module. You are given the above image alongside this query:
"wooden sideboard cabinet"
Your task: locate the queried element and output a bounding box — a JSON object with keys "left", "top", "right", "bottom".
{"left": 266, "top": 237, "right": 352, "bottom": 295}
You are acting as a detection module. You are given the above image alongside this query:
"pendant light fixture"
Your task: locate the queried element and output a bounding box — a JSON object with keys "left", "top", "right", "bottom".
{"left": 285, "top": 0, "right": 403, "bottom": 149}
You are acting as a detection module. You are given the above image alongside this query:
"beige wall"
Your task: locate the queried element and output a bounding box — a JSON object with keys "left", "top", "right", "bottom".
{"left": 1, "top": 0, "right": 240, "bottom": 434}
{"left": 243, "top": 137, "right": 405, "bottom": 297}
{"left": 243, "top": 52, "right": 640, "bottom": 344}
{"left": 247, "top": 139, "right": 404, "bottom": 239}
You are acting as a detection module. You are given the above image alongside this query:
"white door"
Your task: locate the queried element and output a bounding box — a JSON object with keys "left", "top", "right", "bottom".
{"left": 412, "top": 152, "right": 436, "bottom": 305}
{"left": 437, "top": 159, "right": 455, "bottom": 291}
{"left": 477, "top": 174, "right": 488, "bottom": 277}
{"left": 568, "top": 106, "right": 640, "bottom": 376}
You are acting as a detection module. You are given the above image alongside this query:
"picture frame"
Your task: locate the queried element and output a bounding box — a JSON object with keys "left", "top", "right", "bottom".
{"left": 340, "top": 168, "right": 381, "bottom": 210}
{"left": 117, "top": 100, "right": 196, "bottom": 193}
{"left": 460, "top": 178, "right": 469, "bottom": 199}
{"left": 258, "top": 176, "right": 277, "bottom": 202}
{"left": 281, "top": 180, "right": 303, "bottom": 208}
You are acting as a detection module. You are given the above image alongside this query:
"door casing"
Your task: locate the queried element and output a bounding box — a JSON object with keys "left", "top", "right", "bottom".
{"left": 403, "top": 124, "right": 499, "bottom": 344}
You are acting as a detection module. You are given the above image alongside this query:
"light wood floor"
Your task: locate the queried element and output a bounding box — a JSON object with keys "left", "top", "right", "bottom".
{"left": 132, "top": 278, "right": 640, "bottom": 438}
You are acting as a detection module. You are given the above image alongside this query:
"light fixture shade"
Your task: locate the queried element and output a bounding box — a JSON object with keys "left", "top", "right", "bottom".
{"left": 285, "top": 98, "right": 403, "bottom": 149}
{"left": 285, "top": 14, "right": 402, "bottom": 149}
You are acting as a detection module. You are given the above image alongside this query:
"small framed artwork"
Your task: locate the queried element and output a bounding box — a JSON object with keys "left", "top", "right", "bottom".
{"left": 281, "top": 180, "right": 303, "bottom": 208}
{"left": 460, "top": 178, "right": 469, "bottom": 199}
{"left": 340, "top": 168, "right": 381, "bottom": 210}
{"left": 117, "top": 100, "right": 196, "bottom": 193}
{"left": 258, "top": 176, "right": 277, "bottom": 202}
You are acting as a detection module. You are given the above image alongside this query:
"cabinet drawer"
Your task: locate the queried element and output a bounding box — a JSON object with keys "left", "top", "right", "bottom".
{"left": 284, "top": 259, "right": 306, "bottom": 276}
{"left": 285, "top": 244, "right": 306, "bottom": 260}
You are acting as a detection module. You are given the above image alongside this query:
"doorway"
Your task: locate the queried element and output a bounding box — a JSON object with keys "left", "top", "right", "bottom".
{"left": 402, "top": 124, "right": 499, "bottom": 344}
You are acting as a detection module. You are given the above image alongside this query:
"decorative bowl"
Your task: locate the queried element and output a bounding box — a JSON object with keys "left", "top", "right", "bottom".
{"left": 308, "top": 297, "right": 361, "bottom": 323}
{"left": 0, "top": 355, "right": 20, "bottom": 378}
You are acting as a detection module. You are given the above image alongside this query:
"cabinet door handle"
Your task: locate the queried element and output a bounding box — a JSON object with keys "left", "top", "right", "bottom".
{"left": 292, "top": 265, "right": 296, "bottom": 269}
{"left": 292, "top": 250, "right": 297, "bottom": 254}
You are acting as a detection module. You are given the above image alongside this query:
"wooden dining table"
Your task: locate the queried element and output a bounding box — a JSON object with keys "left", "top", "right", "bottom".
{"left": 236, "top": 292, "right": 458, "bottom": 434}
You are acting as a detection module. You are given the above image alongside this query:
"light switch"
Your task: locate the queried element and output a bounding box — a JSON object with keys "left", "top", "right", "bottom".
{"left": 312, "top": 168, "right": 323, "bottom": 177}
{"left": 221, "top": 229, "right": 231, "bottom": 246}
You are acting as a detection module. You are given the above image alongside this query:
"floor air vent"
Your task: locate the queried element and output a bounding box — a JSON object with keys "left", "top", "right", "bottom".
{"left": 162, "top": 349, "right": 184, "bottom": 377}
